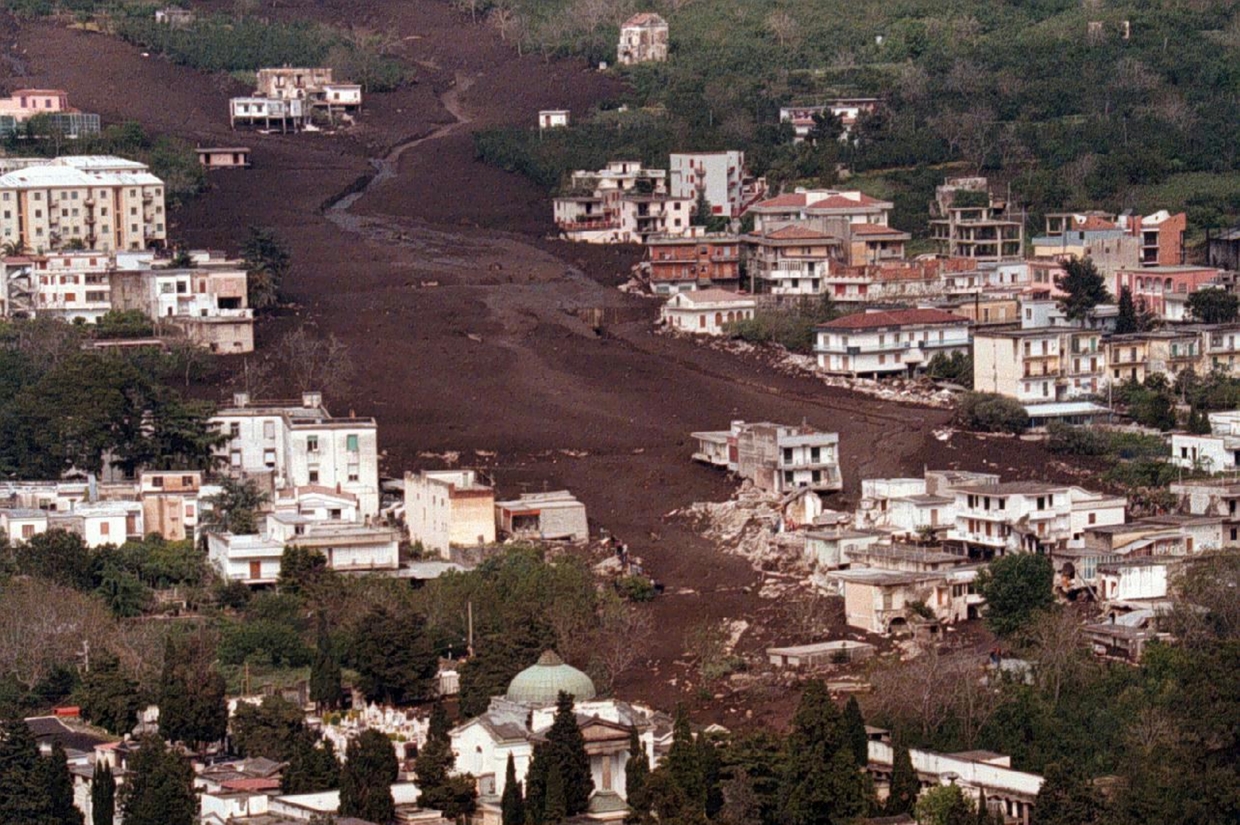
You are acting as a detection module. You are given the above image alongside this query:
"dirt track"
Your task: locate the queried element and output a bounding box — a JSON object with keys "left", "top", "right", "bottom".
{"left": 0, "top": 3, "right": 1075, "bottom": 725}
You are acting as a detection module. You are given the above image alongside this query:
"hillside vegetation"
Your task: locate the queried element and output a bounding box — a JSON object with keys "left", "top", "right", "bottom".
{"left": 471, "top": 0, "right": 1240, "bottom": 229}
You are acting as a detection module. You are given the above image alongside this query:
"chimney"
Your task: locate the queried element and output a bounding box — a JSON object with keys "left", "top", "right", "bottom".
{"left": 233, "top": 392, "right": 250, "bottom": 407}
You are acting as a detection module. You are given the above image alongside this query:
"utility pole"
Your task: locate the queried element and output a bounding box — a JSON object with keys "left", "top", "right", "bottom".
{"left": 467, "top": 600, "right": 474, "bottom": 658}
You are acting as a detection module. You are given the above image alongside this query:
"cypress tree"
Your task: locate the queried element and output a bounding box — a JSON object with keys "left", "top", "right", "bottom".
{"left": 282, "top": 737, "right": 340, "bottom": 794}
{"left": 92, "top": 761, "right": 115, "bottom": 825}
{"left": 1115, "top": 287, "right": 1139, "bottom": 335}
{"left": 120, "top": 735, "right": 197, "bottom": 825}
{"left": 886, "top": 739, "right": 920, "bottom": 815}
{"left": 664, "top": 706, "right": 703, "bottom": 810}
{"left": 502, "top": 754, "right": 525, "bottom": 825}
{"left": 415, "top": 702, "right": 455, "bottom": 792}
{"left": 698, "top": 734, "right": 723, "bottom": 819}
{"left": 44, "top": 742, "right": 83, "bottom": 825}
{"left": 309, "top": 613, "right": 343, "bottom": 711}
{"left": 545, "top": 692, "right": 593, "bottom": 816}
{"left": 779, "top": 681, "right": 869, "bottom": 825}
{"left": 525, "top": 743, "right": 549, "bottom": 824}
{"left": 0, "top": 717, "right": 56, "bottom": 824}
{"left": 843, "top": 696, "right": 868, "bottom": 770}
{"left": 624, "top": 727, "right": 649, "bottom": 809}
{"left": 544, "top": 764, "right": 568, "bottom": 824}
{"left": 340, "top": 729, "right": 397, "bottom": 825}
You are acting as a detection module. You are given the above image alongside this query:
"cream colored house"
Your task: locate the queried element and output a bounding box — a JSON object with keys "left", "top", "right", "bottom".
{"left": 404, "top": 469, "right": 496, "bottom": 556}
{"left": 660, "top": 288, "right": 755, "bottom": 335}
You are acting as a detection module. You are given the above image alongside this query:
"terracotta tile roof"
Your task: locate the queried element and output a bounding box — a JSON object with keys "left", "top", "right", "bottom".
{"left": 623, "top": 12, "right": 666, "bottom": 27}
{"left": 1078, "top": 215, "right": 1118, "bottom": 231}
{"left": 807, "top": 193, "right": 885, "bottom": 210}
{"left": 849, "top": 223, "right": 906, "bottom": 236}
{"left": 763, "top": 225, "right": 833, "bottom": 240}
{"left": 221, "top": 777, "right": 283, "bottom": 792}
{"left": 818, "top": 308, "right": 970, "bottom": 330}
{"left": 752, "top": 193, "right": 807, "bottom": 209}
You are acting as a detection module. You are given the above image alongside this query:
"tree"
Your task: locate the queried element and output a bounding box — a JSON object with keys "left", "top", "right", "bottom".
{"left": 625, "top": 727, "right": 650, "bottom": 811}
{"left": 954, "top": 393, "right": 1029, "bottom": 435}
{"left": 282, "top": 738, "right": 340, "bottom": 794}
{"left": 120, "top": 735, "right": 196, "bottom": 825}
{"left": 77, "top": 654, "right": 141, "bottom": 736}
{"left": 718, "top": 769, "right": 763, "bottom": 825}
{"left": 501, "top": 754, "right": 525, "bottom": 825}
{"left": 43, "top": 742, "right": 83, "bottom": 825}
{"left": 157, "top": 632, "right": 228, "bottom": 751}
{"left": 416, "top": 702, "right": 478, "bottom": 820}
{"left": 1055, "top": 258, "right": 1111, "bottom": 322}
{"left": 843, "top": 696, "right": 868, "bottom": 771}
{"left": 458, "top": 640, "right": 539, "bottom": 718}
{"left": 15, "top": 529, "right": 93, "bottom": 590}
{"left": 544, "top": 691, "right": 594, "bottom": 816}
{"left": 779, "top": 681, "right": 869, "bottom": 825}
{"left": 1033, "top": 760, "right": 1103, "bottom": 825}
{"left": 1186, "top": 288, "right": 1240, "bottom": 324}
{"left": 1115, "top": 286, "right": 1139, "bottom": 335}
{"left": 310, "top": 614, "right": 343, "bottom": 711}
{"left": 352, "top": 605, "right": 439, "bottom": 705}
{"left": 976, "top": 554, "right": 1054, "bottom": 637}
{"left": 1186, "top": 406, "right": 1212, "bottom": 435}
{"left": 914, "top": 784, "right": 973, "bottom": 825}
{"left": 279, "top": 546, "right": 331, "bottom": 595}
{"left": 242, "top": 227, "right": 290, "bottom": 311}
{"left": 231, "top": 696, "right": 308, "bottom": 762}
{"left": 544, "top": 759, "right": 568, "bottom": 824}
{"left": 339, "top": 729, "right": 397, "bottom": 825}
{"left": 0, "top": 717, "right": 58, "bottom": 824}
{"left": 886, "top": 739, "right": 920, "bottom": 815}
{"left": 201, "top": 478, "right": 268, "bottom": 536}
{"left": 92, "top": 761, "right": 116, "bottom": 825}
{"left": 272, "top": 327, "right": 354, "bottom": 399}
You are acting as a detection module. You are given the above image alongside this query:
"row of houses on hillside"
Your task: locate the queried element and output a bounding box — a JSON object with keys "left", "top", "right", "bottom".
{"left": 1, "top": 248, "right": 255, "bottom": 352}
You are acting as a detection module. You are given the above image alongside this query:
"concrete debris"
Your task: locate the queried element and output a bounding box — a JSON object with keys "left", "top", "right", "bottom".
{"left": 417, "top": 450, "right": 460, "bottom": 465}
{"left": 723, "top": 619, "right": 749, "bottom": 653}
{"left": 679, "top": 333, "right": 958, "bottom": 408}
{"left": 671, "top": 482, "right": 810, "bottom": 577}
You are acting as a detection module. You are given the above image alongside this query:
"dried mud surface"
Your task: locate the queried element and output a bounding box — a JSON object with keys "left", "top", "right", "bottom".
{"left": 0, "top": 2, "right": 1084, "bottom": 725}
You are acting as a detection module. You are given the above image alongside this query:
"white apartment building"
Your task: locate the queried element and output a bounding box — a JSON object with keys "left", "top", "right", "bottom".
{"left": 0, "top": 156, "right": 167, "bottom": 253}
{"left": 1171, "top": 409, "right": 1240, "bottom": 472}
{"left": 669, "top": 151, "right": 746, "bottom": 218}
{"left": 212, "top": 392, "right": 381, "bottom": 518}
{"left": 948, "top": 481, "right": 1126, "bottom": 555}
{"left": 814, "top": 308, "right": 971, "bottom": 377}
{"left": 828, "top": 566, "right": 982, "bottom": 635}
{"left": 207, "top": 517, "right": 400, "bottom": 586}
{"left": 746, "top": 189, "right": 893, "bottom": 234}
{"left": 732, "top": 421, "right": 842, "bottom": 494}
{"left": 0, "top": 508, "right": 49, "bottom": 543}
{"left": 11, "top": 251, "right": 114, "bottom": 322}
{"left": 229, "top": 97, "right": 307, "bottom": 131}
{"left": 973, "top": 328, "right": 1107, "bottom": 404}
{"left": 404, "top": 469, "right": 496, "bottom": 556}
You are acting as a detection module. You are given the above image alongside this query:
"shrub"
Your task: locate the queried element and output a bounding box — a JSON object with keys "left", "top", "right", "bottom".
{"left": 925, "top": 351, "right": 973, "bottom": 388}
{"left": 614, "top": 575, "right": 656, "bottom": 603}
{"left": 1045, "top": 422, "right": 1109, "bottom": 456}
{"left": 954, "top": 392, "right": 1029, "bottom": 434}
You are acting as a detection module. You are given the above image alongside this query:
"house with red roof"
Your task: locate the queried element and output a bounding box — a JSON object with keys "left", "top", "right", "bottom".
{"left": 741, "top": 224, "right": 839, "bottom": 295}
{"left": 814, "top": 308, "right": 971, "bottom": 377}
{"left": 660, "top": 288, "right": 756, "bottom": 335}
{"left": 747, "top": 188, "right": 893, "bottom": 233}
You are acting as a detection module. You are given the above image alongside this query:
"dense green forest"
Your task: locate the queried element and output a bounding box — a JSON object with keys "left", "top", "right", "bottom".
{"left": 472, "top": 0, "right": 1240, "bottom": 234}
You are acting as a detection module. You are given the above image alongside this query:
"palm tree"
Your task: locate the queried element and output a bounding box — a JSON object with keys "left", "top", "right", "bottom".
{"left": 1, "top": 240, "right": 29, "bottom": 257}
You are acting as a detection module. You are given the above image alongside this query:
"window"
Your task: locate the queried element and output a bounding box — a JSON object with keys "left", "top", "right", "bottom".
{"left": 21, "top": 524, "right": 34, "bottom": 539}
{"left": 347, "top": 434, "right": 359, "bottom": 452}
{"left": 229, "top": 423, "right": 240, "bottom": 438}
{"left": 100, "top": 522, "right": 110, "bottom": 536}
{"left": 308, "top": 470, "right": 320, "bottom": 483}
{"left": 307, "top": 436, "right": 319, "bottom": 452}
{"left": 230, "top": 450, "right": 242, "bottom": 467}
{"left": 182, "top": 476, "right": 193, "bottom": 486}
{"left": 151, "top": 476, "right": 164, "bottom": 488}
{"left": 263, "top": 421, "right": 275, "bottom": 439}
{"left": 263, "top": 449, "right": 276, "bottom": 468}
{"left": 348, "top": 465, "right": 359, "bottom": 482}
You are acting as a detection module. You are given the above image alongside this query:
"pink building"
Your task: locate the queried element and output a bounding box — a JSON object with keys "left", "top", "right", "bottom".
{"left": 1114, "top": 265, "right": 1221, "bottom": 321}
{"left": 0, "top": 89, "right": 71, "bottom": 120}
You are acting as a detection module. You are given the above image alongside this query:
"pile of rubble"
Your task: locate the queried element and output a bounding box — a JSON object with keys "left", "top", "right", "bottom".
{"left": 670, "top": 482, "right": 811, "bottom": 575}
{"left": 693, "top": 336, "right": 958, "bottom": 408}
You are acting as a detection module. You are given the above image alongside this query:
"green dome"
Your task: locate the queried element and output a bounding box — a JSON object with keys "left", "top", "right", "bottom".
{"left": 505, "top": 650, "right": 596, "bottom": 705}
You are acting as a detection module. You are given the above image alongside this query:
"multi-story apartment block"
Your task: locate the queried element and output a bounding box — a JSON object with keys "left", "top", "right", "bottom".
{"left": 1201, "top": 323, "right": 1240, "bottom": 375}
{"left": 208, "top": 519, "right": 400, "bottom": 585}
{"left": 668, "top": 151, "right": 760, "bottom": 218}
{"left": 814, "top": 308, "right": 971, "bottom": 377}
{"left": 617, "top": 13, "right": 668, "bottom": 65}
{"left": 0, "top": 89, "right": 101, "bottom": 139}
{"left": 404, "top": 469, "right": 497, "bottom": 557}
{"left": 256, "top": 67, "right": 335, "bottom": 100}
{"left": 973, "top": 328, "right": 1105, "bottom": 403}
{"left": 742, "top": 224, "right": 838, "bottom": 295}
{"left": 110, "top": 260, "right": 254, "bottom": 353}
{"left": 554, "top": 162, "right": 693, "bottom": 244}
{"left": 212, "top": 392, "right": 381, "bottom": 518}
{"left": 644, "top": 231, "right": 740, "bottom": 293}
{"left": 929, "top": 177, "right": 1023, "bottom": 262}
{"left": 691, "top": 420, "right": 843, "bottom": 494}
{"left": 229, "top": 97, "right": 307, "bottom": 132}
{"left": 948, "top": 481, "right": 1125, "bottom": 556}
{"left": 736, "top": 422, "right": 842, "bottom": 494}
{"left": 1169, "top": 479, "right": 1240, "bottom": 546}
{"left": 832, "top": 221, "right": 910, "bottom": 266}
{"left": 139, "top": 470, "right": 203, "bottom": 542}
{"left": 0, "top": 156, "right": 167, "bottom": 253}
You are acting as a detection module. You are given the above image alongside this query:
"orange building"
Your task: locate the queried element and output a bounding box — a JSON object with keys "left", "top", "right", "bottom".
{"left": 645, "top": 232, "right": 741, "bottom": 293}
